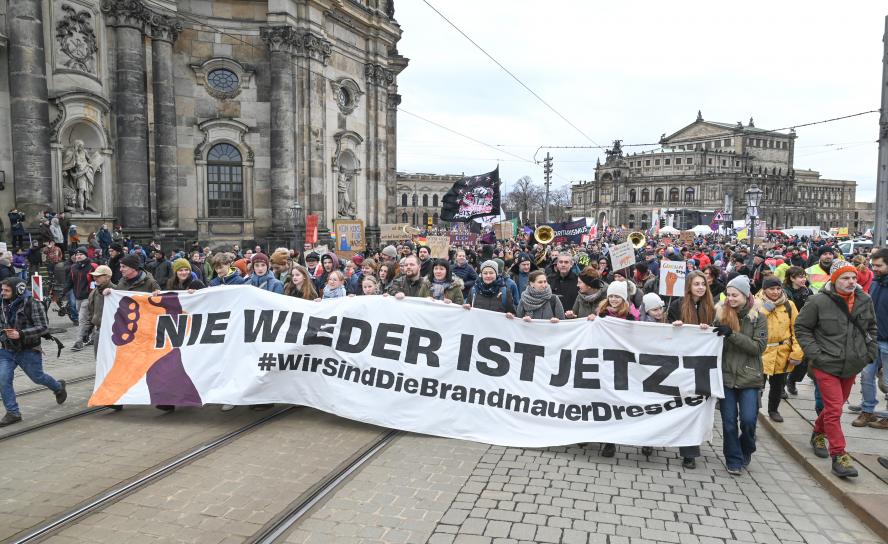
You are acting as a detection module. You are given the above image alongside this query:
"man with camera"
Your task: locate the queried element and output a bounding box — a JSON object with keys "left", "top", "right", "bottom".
{"left": 0, "top": 277, "right": 67, "bottom": 426}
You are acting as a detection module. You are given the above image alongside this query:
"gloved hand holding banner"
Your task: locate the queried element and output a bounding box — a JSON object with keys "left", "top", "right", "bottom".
{"left": 90, "top": 286, "right": 724, "bottom": 448}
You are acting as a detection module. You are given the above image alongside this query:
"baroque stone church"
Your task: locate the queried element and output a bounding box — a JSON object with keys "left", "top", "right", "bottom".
{"left": 0, "top": 0, "right": 405, "bottom": 246}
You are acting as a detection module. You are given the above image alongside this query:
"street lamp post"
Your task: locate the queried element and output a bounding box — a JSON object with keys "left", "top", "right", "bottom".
{"left": 745, "top": 183, "right": 763, "bottom": 257}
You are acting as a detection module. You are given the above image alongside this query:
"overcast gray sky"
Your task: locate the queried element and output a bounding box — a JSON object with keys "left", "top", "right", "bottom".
{"left": 394, "top": 0, "right": 885, "bottom": 202}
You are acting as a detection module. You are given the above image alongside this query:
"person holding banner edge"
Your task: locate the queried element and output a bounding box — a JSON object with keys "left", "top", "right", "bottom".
{"left": 714, "top": 275, "right": 768, "bottom": 476}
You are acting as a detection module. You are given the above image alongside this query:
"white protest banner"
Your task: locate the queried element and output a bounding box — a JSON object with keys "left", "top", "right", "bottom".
{"left": 659, "top": 260, "right": 687, "bottom": 297}
{"left": 609, "top": 241, "right": 636, "bottom": 272}
{"left": 380, "top": 223, "right": 409, "bottom": 242}
{"left": 92, "top": 287, "right": 723, "bottom": 448}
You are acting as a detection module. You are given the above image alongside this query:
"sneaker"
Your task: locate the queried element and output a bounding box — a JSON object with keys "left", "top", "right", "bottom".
{"left": 867, "top": 417, "right": 888, "bottom": 429}
{"left": 768, "top": 411, "right": 783, "bottom": 422}
{"left": 600, "top": 443, "right": 616, "bottom": 458}
{"left": 848, "top": 404, "right": 863, "bottom": 413}
{"left": 810, "top": 432, "right": 829, "bottom": 458}
{"left": 831, "top": 454, "right": 859, "bottom": 478}
{"left": 878, "top": 456, "right": 888, "bottom": 470}
{"left": 641, "top": 446, "right": 653, "bottom": 456}
{"left": 780, "top": 390, "right": 788, "bottom": 400}
{"left": 726, "top": 466, "right": 742, "bottom": 476}
{"left": 682, "top": 457, "right": 696, "bottom": 470}
{"left": 0, "top": 412, "right": 22, "bottom": 427}
{"left": 852, "top": 412, "right": 879, "bottom": 427}
{"left": 786, "top": 382, "right": 798, "bottom": 396}
{"left": 55, "top": 380, "right": 67, "bottom": 404}
{"left": 83, "top": 337, "right": 94, "bottom": 346}
{"left": 71, "top": 341, "right": 84, "bottom": 352}
{"left": 220, "top": 404, "right": 235, "bottom": 412}
{"left": 742, "top": 454, "right": 752, "bottom": 468}
{"left": 155, "top": 405, "right": 175, "bottom": 412}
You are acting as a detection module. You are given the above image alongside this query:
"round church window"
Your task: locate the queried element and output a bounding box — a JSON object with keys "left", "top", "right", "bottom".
{"left": 207, "top": 69, "right": 239, "bottom": 94}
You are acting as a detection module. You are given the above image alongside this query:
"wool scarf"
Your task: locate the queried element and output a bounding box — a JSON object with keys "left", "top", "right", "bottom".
{"left": 323, "top": 285, "right": 347, "bottom": 299}
{"left": 521, "top": 285, "right": 553, "bottom": 312}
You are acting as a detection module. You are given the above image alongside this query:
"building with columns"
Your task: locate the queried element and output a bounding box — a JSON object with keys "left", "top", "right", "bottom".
{"left": 571, "top": 113, "right": 857, "bottom": 232}
{"left": 0, "top": 0, "right": 405, "bottom": 247}
{"left": 388, "top": 172, "right": 462, "bottom": 227}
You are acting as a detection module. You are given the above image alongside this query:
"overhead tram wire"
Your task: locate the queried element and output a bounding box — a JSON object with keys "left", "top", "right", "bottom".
{"left": 421, "top": 0, "right": 602, "bottom": 150}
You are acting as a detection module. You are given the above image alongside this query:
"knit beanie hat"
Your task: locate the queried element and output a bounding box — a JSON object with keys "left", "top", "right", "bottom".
{"left": 252, "top": 252, "right": 270, "bottom": 266}
{"left": 171, "top": 258, "right": 191, "bottom": 274}
{"left": 830, "top": 260, "right": 857, "bottom": 284}
{"left": 642, "top": 292, "right": 664, "bottom": 311}
{"left": 233, "top": 259, "right": 249, "bottom": 276}
{"left": 578, "top": 266, "right": 601, "bottom": 288}
{"left": 726, "top": 274, "right": 751, "bottom": 298}
{"left": 606, "top": 280, "right": 628, "bottom": 301}
{"left": 381, "top": 245, "right": 398, "bottom": 259}
{"left": 762, "top": 276, "right": 782, "bottom": 290}
{"left": 74, "top": 246, "right": 89, "bottom": 256}
{"left": 120, "top": 254, "right": 142, "bottom": 269}
{"left": 480, "top": 260, "right": 499, "bottom": 274}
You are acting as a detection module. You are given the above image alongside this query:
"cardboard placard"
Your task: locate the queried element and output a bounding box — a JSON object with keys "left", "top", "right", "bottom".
{"left": 680, "top": 230, "right": 695, "bottom": 244}
{"left": 427, "top": 236, "right": 450, "bottom": 259}
{"left": 609, "top": 241, "right": 636, "bottom": 272}
{"left": 494, "top": 222, "right": 514, "bottom": 240}
{"left": 380, "top": 223, "right": 408, "bottom": 242}
{"left": 334, "top": 220, "right": 365, "bottom": 258}
{"left": 305, "top": 215, "right": 319, "bottom": 244}
{"left": 659, "top": 260, "right": 687, "bottom": 298}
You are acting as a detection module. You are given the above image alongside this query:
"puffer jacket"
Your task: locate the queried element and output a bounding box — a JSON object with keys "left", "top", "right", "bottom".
{"left": 429, "top": 277, "right": 464, "bottom": 305}
{"left": 755, "top": 292, "right": 804, "bottom": 376}
{"left": 794, "top": 282, "right": 878, "bottom": 378}
{"left": 714, "top": 300, "right": 768, "bottom": 389}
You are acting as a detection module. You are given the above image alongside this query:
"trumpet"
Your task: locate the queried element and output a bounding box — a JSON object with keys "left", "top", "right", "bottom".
{"left": 628, "top": 231, "right": 646, "bottom": 249}
{"left": 534, "top": 225, "right": 555, "bottom": 245}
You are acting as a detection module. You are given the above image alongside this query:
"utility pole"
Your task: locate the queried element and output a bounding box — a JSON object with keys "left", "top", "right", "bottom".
{"left": 876, "top": 15, "right": 888, "bottom": 247}
{"left": 543, "top": 153, "right": 553, "bottom": 223}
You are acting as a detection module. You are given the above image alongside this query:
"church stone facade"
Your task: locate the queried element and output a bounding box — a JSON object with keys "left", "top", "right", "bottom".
{"left": 0, "top": 0, "right": 406, "bottom": 246}
{"left": 571, "top": 113, "right": 856, "bottom": 232}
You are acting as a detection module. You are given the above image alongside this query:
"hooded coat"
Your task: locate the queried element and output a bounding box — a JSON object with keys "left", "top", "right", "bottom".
{"left": 755, "top": 291, "right": 804, "bottom": 376}
{"left": 714, "top": 300, "right": 768, "bottom": 389}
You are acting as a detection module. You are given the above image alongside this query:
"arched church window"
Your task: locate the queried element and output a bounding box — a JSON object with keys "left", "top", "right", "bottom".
{"left": 433, "top": 194, "right": 439, "bottom": 207}
{"left": 641, "top": 189, "right": 649, "bottom": 203}
{"left": 401, "top": 212, "right": 408, "bottom": 223}
{"left": 654, "top": 188, "right": 663, "bottom": 203}
{"left": 207, "top": 143, "right": 243, "bottom": 217}
{"left": 423, "top": 194, "right": 429, "bottom": 207}
{"left": 401, "top": 193, "right": 408, "bottom": 207}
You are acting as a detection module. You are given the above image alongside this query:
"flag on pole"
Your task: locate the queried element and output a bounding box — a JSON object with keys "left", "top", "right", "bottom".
{"left": 441, "top": 167, "right": 501, "bottom": 222}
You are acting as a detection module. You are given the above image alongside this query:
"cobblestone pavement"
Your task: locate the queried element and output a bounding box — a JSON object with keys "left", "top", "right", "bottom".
{"left": 44, "top": 409, "right": 385, "bottom": 544}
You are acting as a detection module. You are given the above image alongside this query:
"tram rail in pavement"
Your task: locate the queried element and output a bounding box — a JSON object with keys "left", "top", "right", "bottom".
{"left": 14, "top": 373, "right": 95, "bottom": 397}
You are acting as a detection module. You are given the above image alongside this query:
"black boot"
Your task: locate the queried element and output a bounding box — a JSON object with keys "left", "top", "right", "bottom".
{"left": 786, "top": 381, "right": 798, "bottom": 396}
{"left": 600, "top": 443, "right": 616, "bottom": 457}
{"left": 55, "top": 380, "right": 67, "bottom": 404}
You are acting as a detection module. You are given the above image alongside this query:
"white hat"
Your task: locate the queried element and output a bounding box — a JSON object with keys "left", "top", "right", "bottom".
{"left": 642, "top": 292, "right": 664, "bottom": 311}
{"left": 606, "top": 281, "right": 628, "bottom": 301}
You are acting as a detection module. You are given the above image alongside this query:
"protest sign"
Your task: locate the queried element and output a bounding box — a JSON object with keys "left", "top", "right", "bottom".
{"left": 546, "top": 219, "right": 587, "bottom": 245}
{"left": 659, "top": 260, "right": 687, "bottom": 297}
{"left": 609, "top": 242, "right": 636, "bottom": 272}
{"left": 680, "top": 230, "right": 695, "bottom": 244}
{"left": 380, "top": 223, "right": 408, "bottom": 242}
{"left": 92, "top": 288, "right": 724, "bottom": 448}
{"left": 494, "top": 222, "right": 514, "bottom": 240}
{"left": 427, "top": 236, "right": 450, "bottom": 258}
{"left": 449, "top": 232, "right": 478, "bottom": 245}
{"left": 305, "top": 215, "right": 319, "bottom": 244}
{"left": 334, "top": 220, "right": 365, "bottom": 258}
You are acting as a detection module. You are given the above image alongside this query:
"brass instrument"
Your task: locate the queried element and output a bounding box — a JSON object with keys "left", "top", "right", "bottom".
{"left": 534, "top": 225, "right": 555, "bottom": 245}
{"left": 628, "top": 231, "right": 646, "bottom": 249}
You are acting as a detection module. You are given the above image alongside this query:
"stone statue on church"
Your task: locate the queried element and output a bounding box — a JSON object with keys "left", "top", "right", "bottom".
{"left": 61, "top": 140, "right": 102, "bottom": 213}
{"left": 337, "top": 170, "right": 357, "bottom": 218}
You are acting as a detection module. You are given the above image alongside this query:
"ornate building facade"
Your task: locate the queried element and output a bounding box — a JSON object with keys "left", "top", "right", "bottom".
{"left": 571, "top": 113, "right": 856, "bottom": 231}
{"left": 388, "top": 172, "right": 462, "bottom": 227}
{"left": 0, "top": 0, "right": 406, "bottom": 246}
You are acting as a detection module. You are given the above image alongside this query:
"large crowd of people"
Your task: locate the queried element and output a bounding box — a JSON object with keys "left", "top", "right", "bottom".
{"left": 0, "top": 210, "right": 884, "bottom": 480}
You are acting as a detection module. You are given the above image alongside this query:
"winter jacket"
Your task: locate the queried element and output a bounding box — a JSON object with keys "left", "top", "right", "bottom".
{"left": 249, "top": 271, "right": 284, "bottom": 294}
{"left": 714, "top": 300, "right": 767, "bottom": 389}
{"left": 115, "top": 270, "right": 161, "bottom": 293}
{"left": 516, "top": 291, "right": 564, "bottom": 320}
{"left": 0, "top": 291, "right": 47, "bottom": 351}
{"left": 869, "top": 274, "right": 888, "bottom": 342}
{"left": 755, "top": 293, "right": 804, "bottom": 376}
{"left": 88, "top": 282, "right": 116, "bottom": 329}
{"left": 510, "top": 270, "right": 530, "bottom": 301}
{"left": 857, "top": 266, "right": 874, "bottom": 294}
{"left": 208, "top": 268, "right": 249, "bottom": 287}
{"left": 784, "top": 285, "right": 812, "bottom": 313}
{"left": 547, "top": 270, "right": 579, "bottom": 311}
{"left": 795, "top": 283, "right": 879, "bottom": 378}
{"left": 429, "top": 277, "right": 464, "bottom": 305}
{"left": 452, "top": 263, "right": 477, "bottom": 299}
{"left": 66, "top": 260, "right": 97, "bottom": 300}
{"left": 146, "top": 259, "right": 173, "bottom": 288}
{"left": 469, "top": 281, "right": 516, "bottom": 314}
{"left": 572, "top": 288, "right": 608, "bottom": 319}
{"left": 387, "top": 275, "right": 431, "bottom": 298}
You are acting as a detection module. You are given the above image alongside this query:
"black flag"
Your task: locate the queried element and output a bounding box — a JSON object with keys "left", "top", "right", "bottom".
{"left": 440, "top": 167, "right": 501, "bottom": 222}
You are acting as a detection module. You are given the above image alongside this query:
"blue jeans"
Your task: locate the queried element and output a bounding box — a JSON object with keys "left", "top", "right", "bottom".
{"left": 860, "top": 341, "right": 888, "bottom": 414}
{"left": 66, "top": 290, "right": 79, "bottom": 324}
{"left": 0, "top": 349, "right": 60, "bottom": 415}
{"left": 720, "top": 387, "right": 759, "bottom": 470}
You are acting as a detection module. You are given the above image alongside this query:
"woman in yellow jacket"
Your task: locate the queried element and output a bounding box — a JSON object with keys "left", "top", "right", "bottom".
{"left": 757, "top": 276, "right": 804, "bottom": 422}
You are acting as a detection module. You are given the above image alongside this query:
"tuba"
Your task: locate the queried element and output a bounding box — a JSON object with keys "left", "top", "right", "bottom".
{"left": 628, "top": 231, "right": 646, "bottom": 249}
{"left": 534, "top": 225, "right": 555, "bottom": 245}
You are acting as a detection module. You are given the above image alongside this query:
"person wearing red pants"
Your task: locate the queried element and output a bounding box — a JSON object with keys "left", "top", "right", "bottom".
{"left": 795, "top": 262, "right": 878, "bottom": 478}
